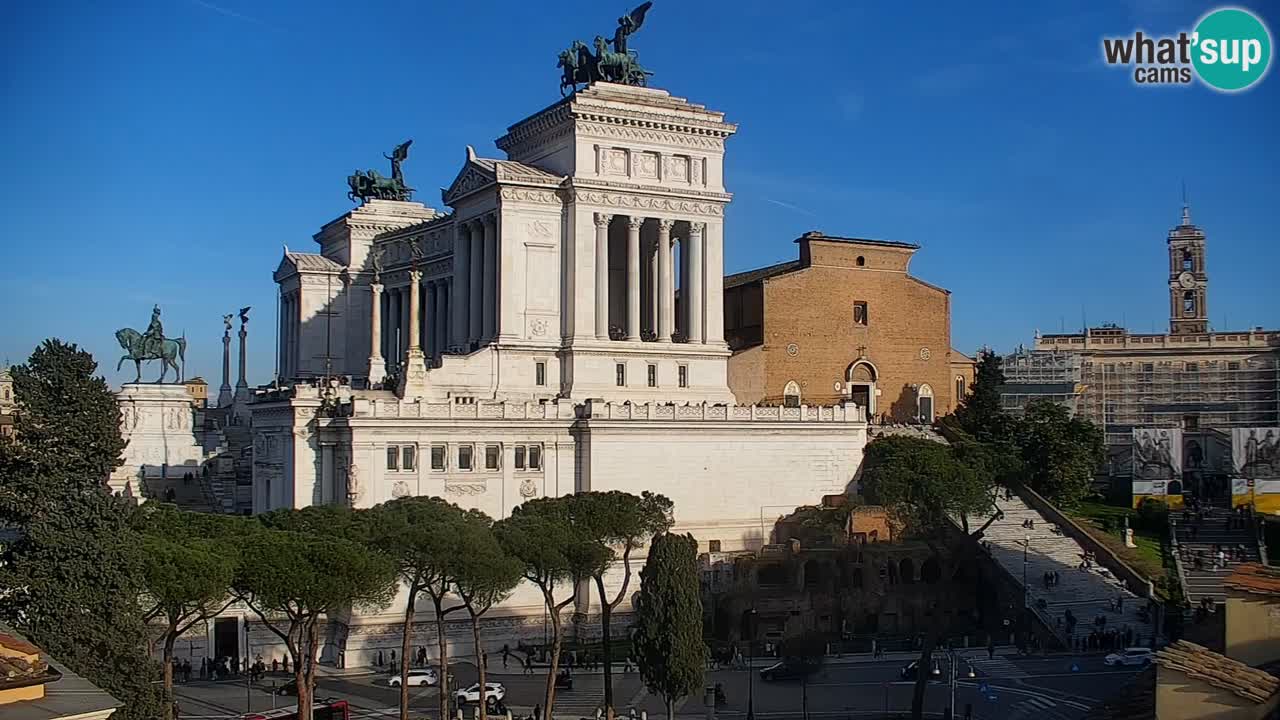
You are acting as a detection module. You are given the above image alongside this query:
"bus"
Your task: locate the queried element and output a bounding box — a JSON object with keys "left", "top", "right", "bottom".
{"left": 239, "top": 699, "right": 351, "bottom": 720}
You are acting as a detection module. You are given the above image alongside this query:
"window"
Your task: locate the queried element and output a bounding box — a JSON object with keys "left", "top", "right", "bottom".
{"left": 514, "top": 446, "right": 526, "bottom": 470}
{"left": 528, "top": 445, "right": 542, "bottom": 470}
{"left": 386, "top": 447, "right": 399, "bottom": 471}
{"left": 1185, "top": 361, "right": 1199, "bottom": 372}
{"left": 708, "top": 540, "right": 722, "bottom": 553}
{"left": 616, "top": 363, "right": 626, "bottom": 387}
{"left": 485, "top": 445, "right": 501, "bottom": 471}
{"left": 430, "top": 445, "right": 446, "bottom": 471}
{"left": 678, "top": 365, "right": 688, "bottom": 388}
{"left": 784, "top": 380, "right": 801, "bottom": 408}
{"left": 856, "top": 256, "right": 865, "bottom": 267}
{"left": 853, "top": 301, "right": 868, "bottom": 327}
{"left": 647, "top": 364, "right": 657, "bottom": 387}
{"left": 535, "top": 361, "right": 546, "bottom": 387}
{"left": 917, "top": 383, "right": 934, "bottom": 423}
{"left": 401, "top": 446, "right": 416, "bottom": 472}
{"left": 1228, "top": 361, "right": 1241, "bottom": 371}
{"left": 1142, "top": 362, "right": 1154, "bottom": 372}
{"left": 1183, "top": 290, "right": 1196, "bottom": 315}
{"left": 1182, "top": 249, "right": 1193, "bottom": 272}
{"left": 458, "top": 445, "right": 473, "bottom": 471}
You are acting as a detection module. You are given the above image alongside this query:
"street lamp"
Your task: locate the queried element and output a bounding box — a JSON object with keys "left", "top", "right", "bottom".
{"left": 746, "top": 609, "right": 757, "bottom": 720}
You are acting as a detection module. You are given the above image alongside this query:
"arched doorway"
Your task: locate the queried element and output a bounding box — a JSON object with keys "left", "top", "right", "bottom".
{"left": 917, "top": 384, "right": 934, "bottom": 423}
{"left": 846, "top": 360, "right": 878, "bottom": 417}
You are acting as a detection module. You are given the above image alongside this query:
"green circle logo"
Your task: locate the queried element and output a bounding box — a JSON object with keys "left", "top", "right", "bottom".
{"left": 1192, "top": 7, "right": 1272, "bottom": 91}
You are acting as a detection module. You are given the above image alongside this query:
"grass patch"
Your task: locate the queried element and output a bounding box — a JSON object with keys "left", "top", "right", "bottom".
{"left": 1070, "top": 499, "right": 1170, "bottom": 594}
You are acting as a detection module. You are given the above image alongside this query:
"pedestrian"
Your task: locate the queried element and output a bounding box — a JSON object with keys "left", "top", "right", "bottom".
{"left": 272, "top": 658, "right": 279, "bottom": 673}
{"left": 534, "top": 704, "right": 542, "bottom": 720}
{"left": 987, "top": 641, "right": 995, "bottom": 660}
{"left": 391, "top": 649, "right": 397, "bottom": 667}
{"left": 502, "top": 644, "right": 510, "bottom": 669}
{"left": 283, "top": 655, "right": 289, "bottom": 673}
{"left": 377, "top": 650, "right": 384, "bottom": 667}
{"left": 965, "top": 703, "right": 973, "bottom": 720}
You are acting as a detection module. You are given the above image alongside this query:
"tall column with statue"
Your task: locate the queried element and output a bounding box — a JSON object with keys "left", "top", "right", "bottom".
{"left": 234, "top": 307, "right": 250, "bottom": 406}
{"left": 218, "top": 314, "right": 234, "bottom": 406}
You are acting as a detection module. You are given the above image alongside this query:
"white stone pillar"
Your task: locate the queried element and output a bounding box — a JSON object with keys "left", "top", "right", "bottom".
{"left": 594, "top": 213, "right": 611, "bottom": 340}
{"left": 235, "top": 316, "right": 249, "bottom": 397}
{"left": 218, "top": 326, "right": 233, "bottom": 405}
{"left": 453, "top": 224, "right": 470, "bottom": 350}
{"left": 626, "top": 216, "right": 642, "bottom": 341}
{"left": 704, "top": 219, "right": 726, "bottom": 346}
{"left": 399, "top": 269, "right": 429, "bottom": 398}
{"left": 688, "top": 222, "right": 705, "bottom": 344}
{"left": 657, "top": 219, "right": 674, "bottom": 343}
{"left": 422, "top": 281, "right": 434, "bottom": 358}
{"left": 367, "top": 282, "right": 386, "bottom": 385}
{"left": 482, "top": 215, "right": 497, "bottom": 342}
{"left": 468, "top": 221, "right": 484, "bottom": 345}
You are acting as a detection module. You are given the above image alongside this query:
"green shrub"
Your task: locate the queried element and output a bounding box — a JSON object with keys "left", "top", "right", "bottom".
{"left": 1135, "top": 498, "right": 1169, "bottom": 533}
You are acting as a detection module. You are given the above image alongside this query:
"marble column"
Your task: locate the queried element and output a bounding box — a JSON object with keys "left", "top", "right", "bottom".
{"left": 399, "top": 270, "right": 429, "bottom": 398}
{"left": 594, "top": 213, "right": 612, "bottom": 340}
{"left": 687, "top": 222, "right": 705, "bottom": 344}
{"left": 468, "top": 221, "right": 483, "bottom": 345}
{"left": 234, "top": 315, "right": 249, "bottom": 400}
{"left": 218, "top": 325, "right": 233, "bottom": 405}
{"left": 422, "top": 281, "right": 434, "bottom": 359}
{"left": 482, "top": 215, "right": 497, "bottom": 342}
{"left": 626, "top": 216, "right": 642, "bottom": 341}
{"left": 368, "top": 282, "right": 385, "bottom": 385}
{"left": 657, "top": 219, "right": 674, "bottom": 343}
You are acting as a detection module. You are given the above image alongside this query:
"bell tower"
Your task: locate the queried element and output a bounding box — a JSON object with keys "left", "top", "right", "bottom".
{"left": 1168, "top": 200, "right": 1208, "bottom": 335}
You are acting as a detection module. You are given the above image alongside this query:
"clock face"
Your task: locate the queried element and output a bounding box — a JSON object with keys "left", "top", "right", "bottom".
{"left": 1178, "top": 271, "right": 1196, "bottom": 289}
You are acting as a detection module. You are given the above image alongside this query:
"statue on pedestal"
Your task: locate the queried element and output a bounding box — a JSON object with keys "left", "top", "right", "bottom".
{"left": 347, "top": 140, "right": 415, "bottom": 204}
{"left": 557, "top": 2, "right": 654, "bottom": 95}
{"left": 115, "top": 305, "right": 187, "bottom": 383}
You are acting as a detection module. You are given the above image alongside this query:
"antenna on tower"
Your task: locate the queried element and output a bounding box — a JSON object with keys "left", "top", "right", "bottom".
{"left": 1181, "top": 181, "right": 1191, "bottom": 225}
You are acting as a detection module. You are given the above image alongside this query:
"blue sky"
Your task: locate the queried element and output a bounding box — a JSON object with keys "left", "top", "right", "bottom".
{"left": 2, "top": 0, "right": 1277, "bottom": 387}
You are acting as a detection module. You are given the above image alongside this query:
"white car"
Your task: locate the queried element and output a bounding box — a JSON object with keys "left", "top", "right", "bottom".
{"left": 1104, "top": 648, "right": 1154, "bottom": 667}
{"left": 455, "top": 682, "right": 505, "bottom": 705}
{"left": 388, "top": 668, "right": 438, "bottom": 687}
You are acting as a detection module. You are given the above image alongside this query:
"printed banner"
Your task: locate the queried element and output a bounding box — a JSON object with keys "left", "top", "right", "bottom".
{"left": 1232, "top": 428, "right": 1280, "bottom": 480}
{"left": 1133, "top": 428, "right": 1182, "bottom": 482}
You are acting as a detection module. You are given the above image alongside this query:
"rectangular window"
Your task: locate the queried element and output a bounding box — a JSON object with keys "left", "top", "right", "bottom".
{"left": 386, "top": 447, "right": 399, "bottom": 471}
{"left": 528, "top": 445, "right": 542, "bottom": 470}
{"left": 535, "top": 361, "right": 547, "bottom": 387}
{"left": 458, "top": 445, "right": 473, "bottom": 471}
{"left": 708, "top": 540, "right": 722, "bottom": 553}
{"left": 401, "top": 446, "right": 416, "bottom": 472}
{"left": 853, "top": 302, "right": 868, "bottom": 327}
{"left": 1228, "top": 361, "right": 1241, "bottom": 371}
{"left": 647, "top": 364, "right": 657, "bottom": 388}
{"left": 430, "top": 445, "right": 446, "bottom": 471}
{"left": 485, "top": 444, "right": 501, "bottom": 471}
{"left": 678, "top": 365, "right": 688, "bottom": 388}
{"left": 1142, "top": 363, "right": 1154, "bottom": 372}
{"left": 616, "top": 363, "right": 626, "bottom": 387}
{"left": 1185, "top": 362, "right": 1199, "bottom": 372}
{"left": 514, "top": 446, "right": 526, "bottom": 470}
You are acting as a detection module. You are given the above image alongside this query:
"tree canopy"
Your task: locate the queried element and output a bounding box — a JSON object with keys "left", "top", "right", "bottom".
{"left": 632, "top": 533, "right": 704, "bottom": 720}
{"left": 1015, "top": 398, "right": 1105, "bottom": 509}
{"left": 949, "top": 348, "right": 1012, "bottom": 442}
{"left": 861, "top": 435, "right": 996, "bottom": 536}
{"left": 0, "top": 340, "right": 163, "bottom": 720}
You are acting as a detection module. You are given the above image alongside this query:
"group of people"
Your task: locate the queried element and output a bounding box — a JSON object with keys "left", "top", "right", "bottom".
{"left": 169, "top": 658, "right": 194, "bottom": 683}
{"left": 1072, "top": 625, "right": 1142, "bottom": 653}
{"left": 1041, "top": 570, "right": 1061, "bottom": 589}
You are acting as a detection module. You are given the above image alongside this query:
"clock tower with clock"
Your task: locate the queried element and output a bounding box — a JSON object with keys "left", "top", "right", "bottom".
{"left": 1168, "top": 202, "right": 1208, "bottom": 335}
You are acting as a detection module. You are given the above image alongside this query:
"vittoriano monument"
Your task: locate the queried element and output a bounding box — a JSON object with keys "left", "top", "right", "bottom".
{"left": 115, "top": 305, "right": 187, "bottom": 383}
{"left": 347, "top": 139, "right": 414, "bottom": 204}
{"left": 557, "top": 2, "right": 654, "bottom": 95}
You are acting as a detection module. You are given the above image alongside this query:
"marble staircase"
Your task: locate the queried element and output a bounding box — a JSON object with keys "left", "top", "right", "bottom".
{"left": 981, "top": 493, "right": 1157, "bottom": 645}
{"left": 1173, "top": 502, "right": 1260, "bottom": 607}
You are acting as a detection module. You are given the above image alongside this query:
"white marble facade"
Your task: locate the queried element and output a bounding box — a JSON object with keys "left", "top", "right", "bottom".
{"left": 250, "top": 83, "right": 869, "bottom": 665}
{"left": 110, "top": 383, "right": 206, "bottom": 496}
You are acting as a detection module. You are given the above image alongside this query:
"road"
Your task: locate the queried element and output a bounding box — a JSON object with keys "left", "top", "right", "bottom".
{"left": 174, "top": 651, "right": 1143, "bottom": 720}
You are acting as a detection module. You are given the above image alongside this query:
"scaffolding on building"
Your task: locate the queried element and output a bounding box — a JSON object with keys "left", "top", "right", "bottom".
{"left": 999, "top": 347, "right": 1084, "bottom": 416}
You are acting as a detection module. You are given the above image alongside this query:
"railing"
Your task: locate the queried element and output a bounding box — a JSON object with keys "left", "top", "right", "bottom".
{"left": 1168, "top": 517, "right": 1191, "bottom": 608}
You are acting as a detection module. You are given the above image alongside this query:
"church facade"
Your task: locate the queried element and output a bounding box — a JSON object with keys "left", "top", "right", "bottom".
{"left": 250, "top": 82, "right": 868, "bottom": 663}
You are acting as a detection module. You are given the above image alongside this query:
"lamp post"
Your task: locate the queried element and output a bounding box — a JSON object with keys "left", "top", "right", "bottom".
{"left": 746, "top": 609, "right": 757, "bottom": 720}
{"left": 1022, "top": 534, "right": 1031, "bottom": 650}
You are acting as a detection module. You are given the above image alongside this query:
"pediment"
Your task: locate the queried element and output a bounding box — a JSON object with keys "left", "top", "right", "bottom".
{"left": 442, "top": 163, "right": 496, "bottom": 206}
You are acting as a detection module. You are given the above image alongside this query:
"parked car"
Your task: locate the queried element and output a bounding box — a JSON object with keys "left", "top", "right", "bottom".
{"left": 455, "top": 682, "right": 506, "bottom": 706}
{"left": 900, "top": 660, "right": 942, "bottom": 680}
{"left": 1104, "top": 648, "right": 1154, "bottom": 667}
{"left": 388, "top": 668, "right": 438, "bottom": 687}
{"left": 759, "top": 660, "right": 819, "bottom": 682}
{"left": 274, "top": 679, "right": 298, "bottom": 696}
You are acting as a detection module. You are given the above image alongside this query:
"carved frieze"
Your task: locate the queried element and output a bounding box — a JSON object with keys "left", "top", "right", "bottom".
{"left": 445, "top": 482, "right": 487, "bottom": 496}
{"left": 499, "top": 187, "right": 562, "bottom": 206}
{"left": 570, "top": 190, "right": 724, "bottom": 217}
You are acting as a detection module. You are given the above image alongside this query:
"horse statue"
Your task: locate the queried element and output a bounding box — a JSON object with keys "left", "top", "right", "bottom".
{"left": 558, "top": 40, "right": 601, "bottom": 95}
{"left": 115, "top": 328, "right": 186, "bottom": 383}
{"left": 347, "top": 140, "right": 415, "bottom": 204}
{"left": 592, "top": 36, "right": 650, "bottom": 86}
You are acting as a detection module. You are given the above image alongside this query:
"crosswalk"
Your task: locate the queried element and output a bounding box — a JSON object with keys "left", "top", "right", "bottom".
{"left": 1007, "top": 696, "right": 1057, "bottom": 719}
{"left": 965, "top": 655, "right": 1029, "bottom": 679}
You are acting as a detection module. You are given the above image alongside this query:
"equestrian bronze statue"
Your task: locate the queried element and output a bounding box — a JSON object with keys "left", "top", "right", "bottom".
{"left": 115, "top": 305, "right": 187, "bottom": 383}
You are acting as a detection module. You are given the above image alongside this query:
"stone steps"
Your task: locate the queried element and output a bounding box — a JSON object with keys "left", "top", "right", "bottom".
{"left": 1173, "top": 505, "right": 1257, "bottom": 606}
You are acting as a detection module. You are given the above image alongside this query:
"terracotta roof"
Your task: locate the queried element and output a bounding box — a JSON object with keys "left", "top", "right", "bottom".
{"left": 1081, "top": 665, "right": 1155, "bottom": 720}
{"left": 723, "top": 260, "right": 802, "bottom": 289}
{"left": 0, "top": 632, "right": 40, "bottom": 656}
{"left": 1224, "top": 563, "right": 1280, "bottom": 598}
{"left": 1155, "top": 640, "right": 1280, "bottom": 704}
